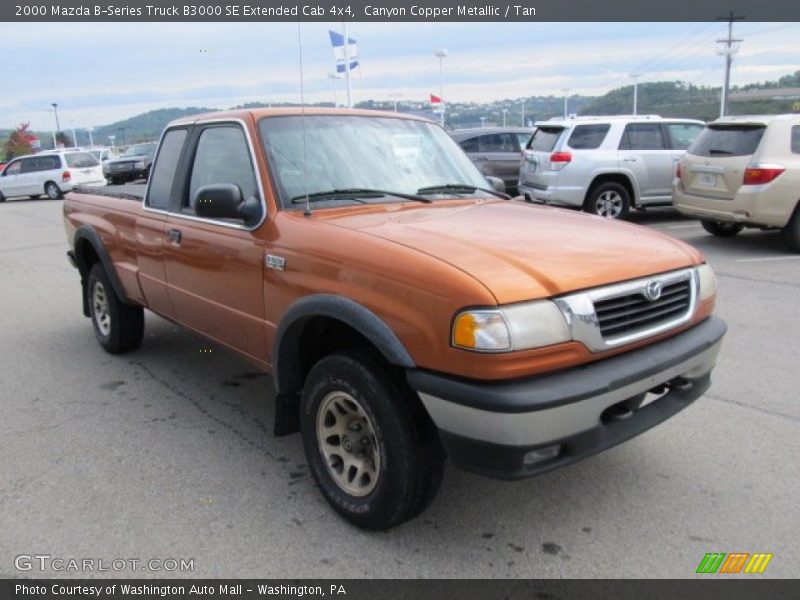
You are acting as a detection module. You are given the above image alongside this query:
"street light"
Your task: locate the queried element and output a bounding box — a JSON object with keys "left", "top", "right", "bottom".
{"left": 70, "top": 119, "right": 77, "bottom": 148}
{"left": 51, "top": 103, "right": 61, "bottom": 134}
{"left": 327, "top": 72, "right": 340, "bottom": 107}
{"left": 388, "top": 92, "right": 403, "bottom": 113}
{"left": 562, "top": 89, "right": 570, "bottom": 118}
{"left": 502, "top": 108, "right": 507, "bottom": 127}
{"left": 87, "top": 126, "right": 94, "bottom": 148}
{"left": 434, "top": 47, "right": 447, "bottom": 126}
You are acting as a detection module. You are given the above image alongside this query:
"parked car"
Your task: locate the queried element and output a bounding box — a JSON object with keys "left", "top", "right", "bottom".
{"left": 673, "top": 114, "right": 800, "bottom": 251}
{"left": 64, "top": 108, "right": 725, "bottom": 530}
{"left": 0, "top": 150, "right": 105, "bottom": 202}
{"left": 451, "top": 127, "right": 534, "bottom": 194}
{"left": 105, "top": 142, "right": 157, "bottom": 184}
{"left": 519, "top": 115, "right": 705, "bottom": 219}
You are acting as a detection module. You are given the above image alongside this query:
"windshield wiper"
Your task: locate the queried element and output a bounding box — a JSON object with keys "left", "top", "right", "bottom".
{"left": 290, "top": 188, "right": 431, "bottom": 204}
{"left": 416, "top": 183, "right": 510, "bottom": 200}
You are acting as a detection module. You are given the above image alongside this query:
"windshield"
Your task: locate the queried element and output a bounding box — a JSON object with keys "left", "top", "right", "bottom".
{"left": 64, "top": 152, "right": 100, "bottom": 168}
{"left": 122, "top": 143, "right": 156, "bottom": 157}
{"left": 259, "top": 115, "right": 490, "bottom": 209}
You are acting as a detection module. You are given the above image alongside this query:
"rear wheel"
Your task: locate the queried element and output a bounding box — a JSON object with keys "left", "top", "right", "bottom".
{"left": 781, "top": 204, "right": 800, "bottom": 252}
{"left": 0, "top": 191, "right": 5, "bottom": 203}
{"left": 44, "top": 181, "right": 62, "bottom": 199}
{"left": 701, "top": 220, "right": 743, "bottom": 237}
{"left": 585, "top": 182, "right": 630, "bottom": 219}
{"left": 300, "top": 352, "right": 444, "bottom": 530}
{"left": 87, "top": 263, "right": 144, "bottom": 354}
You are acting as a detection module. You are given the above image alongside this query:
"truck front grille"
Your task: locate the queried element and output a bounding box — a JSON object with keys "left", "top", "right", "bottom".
{"left": 594, "top": 280, "right": 692, "bottom": 339}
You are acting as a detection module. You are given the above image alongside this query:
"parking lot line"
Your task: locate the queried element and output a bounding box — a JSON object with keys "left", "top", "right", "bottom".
{"left": 737, "top": 255, "right": 800, "bottom": 263}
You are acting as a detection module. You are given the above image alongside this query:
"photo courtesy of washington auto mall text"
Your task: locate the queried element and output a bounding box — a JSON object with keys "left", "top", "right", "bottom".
{"left": 1, "top": 0, "right": 800, "bottom": 597}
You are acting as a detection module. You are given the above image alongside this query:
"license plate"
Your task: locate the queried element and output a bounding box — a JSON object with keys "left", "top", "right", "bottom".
{"left": 699, "top": 173, "right": 718, "bottom": 187}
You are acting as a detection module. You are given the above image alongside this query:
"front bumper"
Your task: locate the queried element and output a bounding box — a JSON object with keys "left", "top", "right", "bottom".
{"left": 407, "top": 316, "right": 726, "bottom": 479}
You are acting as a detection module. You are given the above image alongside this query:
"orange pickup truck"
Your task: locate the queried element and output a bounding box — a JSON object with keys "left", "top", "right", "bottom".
{"left": 64, "top": 108, "right": 726, "bottom": 530}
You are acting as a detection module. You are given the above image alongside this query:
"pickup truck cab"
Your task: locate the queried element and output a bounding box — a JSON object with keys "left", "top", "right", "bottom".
{"left": 64, "top": 108, "right": 726, "bottom": 530}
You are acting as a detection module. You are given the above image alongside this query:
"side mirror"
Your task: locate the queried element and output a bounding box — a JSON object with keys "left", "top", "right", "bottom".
{"left": 485, "top": 176, "right": 506, "bottom": 194}
{"left": 194, "top": 184, "right": 244, "bottom": 220}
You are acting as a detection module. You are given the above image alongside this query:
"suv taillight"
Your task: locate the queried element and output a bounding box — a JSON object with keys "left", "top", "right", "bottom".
{"left": 743, "top": 164, "right": 785, "bottom": 186}
{"left": 549, "top": 151, "right": 572, "bottom": 171}
{"left": 62, "top": 171, "right": 71, "bottom": 182}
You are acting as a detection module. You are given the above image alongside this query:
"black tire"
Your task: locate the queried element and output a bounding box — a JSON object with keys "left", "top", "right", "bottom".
{"left": 701, "top": 219, "right": 744, "bottom": 237}
{"left": 300, "top": 351, "right": 444, "bottom": 530}
{"left": 87, "top": 263, "right": 144, "bottom": 354}
{"left": 44, "top": 181, "right": 62, "bottom": 199}
{"left": 781, "top": 204, "right": 800, "bottom": 252}
{"left": 584, "top": 181, "right": 631, "bottom": 219}
{"left": 109, "top": 177, "right": 120, "bottom": 185}
{"left": 0, "top": 191, "right": 5, "bottom": 203}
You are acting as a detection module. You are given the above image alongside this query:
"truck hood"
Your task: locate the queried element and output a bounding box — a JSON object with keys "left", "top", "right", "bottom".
{"left": 316, "top": 200, "right": 702, "bottom": 304}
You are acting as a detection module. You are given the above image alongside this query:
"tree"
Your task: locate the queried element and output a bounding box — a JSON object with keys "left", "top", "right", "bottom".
{"left": 3, "top": 122, "right": 36, "bottom": 160}
{"left": 55, "top": 131, "right": 73, "bottom": 148}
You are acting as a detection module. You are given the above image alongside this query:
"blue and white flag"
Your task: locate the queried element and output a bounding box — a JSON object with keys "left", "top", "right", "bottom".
{"left": 329, "top": 30, "right": 359, "bottom": 74}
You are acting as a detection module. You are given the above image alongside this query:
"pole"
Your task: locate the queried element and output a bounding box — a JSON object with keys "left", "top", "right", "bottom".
{"left": 521, "top": 100, "right": 525, "bottom": 127}
{"left": 343, "top": 21, "right": 352, "bottom": 108}
{"left": 88, "top": 127, "right": 94, "bottom": 148}
{"left": 328, "top": 73, "right": 338, "bottom": 107}
{"left": 717, "top": 12, "right": 744, "bottom": 118}
{"left": 51, "top": 103, "right": 60, "bottom": 133}
{"left": 502, "top": 109, "right": 507, "bottom": 127}
{"left": 71, "top": 121, "right": 77, "bottom": 147}
{"left": 630, "top": 74, "right": 641, "bottom": 115}
{"left": 434, "top": 48, "right": 447, "bottom": 127}
{"left": 562, "top": 89, "right": 569, "bottom": 118}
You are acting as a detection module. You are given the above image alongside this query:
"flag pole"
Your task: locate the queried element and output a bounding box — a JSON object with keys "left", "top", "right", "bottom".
{"left": 343, "top": 21, "right": 353, "bottom": 108}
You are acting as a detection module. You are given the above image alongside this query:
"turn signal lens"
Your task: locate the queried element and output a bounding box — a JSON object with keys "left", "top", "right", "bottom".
{"left": 453, "top": 311, "right": 511, "bottom": 352}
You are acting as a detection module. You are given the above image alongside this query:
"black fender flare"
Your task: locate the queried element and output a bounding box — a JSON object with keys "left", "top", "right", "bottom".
{"left": 73, "top": 225, "right": 133, "bottom": 315}
{"left": 273, "top": 294, "right": 416, "bottom": 395}
{"left": 271, "top": 295, "right": 416, "bottom": 435}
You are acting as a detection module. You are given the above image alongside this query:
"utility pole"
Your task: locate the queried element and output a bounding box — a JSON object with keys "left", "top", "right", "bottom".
{"left": 630, "top": 73, "right": 642, "bottom": 115}
{"left": 717, "top": 11, "right": 744, "bottom": 118}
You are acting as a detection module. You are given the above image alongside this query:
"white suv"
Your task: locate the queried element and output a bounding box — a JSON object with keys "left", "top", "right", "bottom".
{"left": 518, "top": 115, "right": 705, "bottom": 219}
{"left": 0, "top": 150, "right": 106, "bottom": 202}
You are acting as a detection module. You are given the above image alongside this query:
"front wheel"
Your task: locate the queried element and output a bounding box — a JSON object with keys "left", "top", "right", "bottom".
{"left": 87, "top": 263, "right": 144, "bottom": 354}
{"left": 585, "top": 182, "right": 631, "bottom": 219}
{"left": 300, "top": 352, "right": 444, "bottom": 530}
{"left": 44, "top": 182, "right": 62, "bottom": 199}
{"left": 701, "top": 220, "right": 743, "bottom": 237}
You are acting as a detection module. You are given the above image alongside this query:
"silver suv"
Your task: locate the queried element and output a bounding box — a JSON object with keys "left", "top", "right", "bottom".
{"left": 518, "top": 115, "right": 705, "bottom": 219}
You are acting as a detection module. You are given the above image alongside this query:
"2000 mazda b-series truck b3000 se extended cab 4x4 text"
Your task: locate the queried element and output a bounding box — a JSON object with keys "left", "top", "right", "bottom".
{"left": 64, "top": 108, "right": 726, "bottom": 530}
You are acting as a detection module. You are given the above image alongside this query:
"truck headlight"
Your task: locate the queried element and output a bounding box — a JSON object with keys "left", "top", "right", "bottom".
{"left": 453, "top": 301, "right": 571, "bottom": 352}
{"left": 134, "top": 161, "right": 145, "bottom": 169}
{"left": 697, "top": 263, "right": 716, "bottom": 301}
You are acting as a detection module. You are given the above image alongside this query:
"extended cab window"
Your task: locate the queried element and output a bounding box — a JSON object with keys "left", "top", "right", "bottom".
{"left": 567, "top": 124, "right": 610, "bottom": 149}
{"left": 619, "top": 123, "right": 666, "bottom": 150}
{"left": 186, "top": 126, "right": 259, "bottom": 217}
{"left": 146, "top": 128, "right": 187, "bottom": 210}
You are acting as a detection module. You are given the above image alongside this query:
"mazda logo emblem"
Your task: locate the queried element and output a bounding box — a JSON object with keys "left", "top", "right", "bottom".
{"left": 644, "top": 280, "right": 663, "bottom": 301}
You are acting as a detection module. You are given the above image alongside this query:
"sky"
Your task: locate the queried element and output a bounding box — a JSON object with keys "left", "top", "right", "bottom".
{"left": 1, "top": 21, "right": 799, "bottom": 131}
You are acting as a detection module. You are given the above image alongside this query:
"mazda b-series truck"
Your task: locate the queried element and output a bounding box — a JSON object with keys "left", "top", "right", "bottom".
{"left": 64, "top": 108, "right": 726, "bottom": 530}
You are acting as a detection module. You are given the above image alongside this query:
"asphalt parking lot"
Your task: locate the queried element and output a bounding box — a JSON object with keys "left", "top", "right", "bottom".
{"left": 1, "top": 184, "right": 798, "bottom": 579}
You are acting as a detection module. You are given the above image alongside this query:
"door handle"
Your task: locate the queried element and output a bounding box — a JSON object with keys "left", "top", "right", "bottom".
{"left": 167, "top": 229, "right": 182, "bottom": 245}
